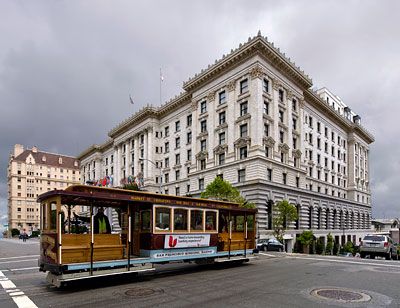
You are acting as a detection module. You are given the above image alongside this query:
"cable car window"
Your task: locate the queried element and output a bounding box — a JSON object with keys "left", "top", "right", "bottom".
{"left": 190, "top": 210, "right": 203, "bottom": 231}
{"left": 205, "top": 211, "right": 217, "bottom": 231}
{"left": 247, "top": 214, "right": 254, "bottom": 229}
{"left": 174, "top": 209, "right": 188, "bottom": 231}
{"left": 41, "top": 203, "right": 47, "bottom": 230}
{"left": 235, "top": 215, "right": 244, "bottom": 231}
{"left": 50, "top": 202, "right": 57, "bottom": 230}
{"left": 141, "top": 210, "right": 151, "bottom": 231}
{"left": 155, "top": 207, "right": 170, "bottom": 231}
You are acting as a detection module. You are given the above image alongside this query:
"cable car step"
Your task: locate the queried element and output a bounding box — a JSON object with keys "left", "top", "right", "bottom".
{"left": 214, "top": 256, "right": 256, "bottom": 263}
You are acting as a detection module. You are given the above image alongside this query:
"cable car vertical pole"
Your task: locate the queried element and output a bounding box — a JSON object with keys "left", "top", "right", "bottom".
{"left": 128, "top": 214, "right": 131, "bottom": 271}
{"left": 58, "top": 212, "right": 62, "bottom": 265}
{"left": 229, "top": 220, "right": 232, "bottom": 260}
{"left": 90, "top": 204, "right": 94, "bottom": 276}
{"left": 244, "top": 217, "right": 248, "bottom": 258}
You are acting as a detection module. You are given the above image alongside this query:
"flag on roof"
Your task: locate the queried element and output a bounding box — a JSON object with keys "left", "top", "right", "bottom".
{"left": 129, "top": 94, "right": 134, "bottom": 105}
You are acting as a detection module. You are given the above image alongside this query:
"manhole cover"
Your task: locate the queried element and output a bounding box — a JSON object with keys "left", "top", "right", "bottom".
{"left": 124, "top": 287, "right": 164, "bottom": 298}
{"left": 311, "top": 288, "right": 371, "bottom": 303}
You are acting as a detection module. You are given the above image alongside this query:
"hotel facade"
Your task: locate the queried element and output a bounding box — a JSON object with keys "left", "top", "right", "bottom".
{"left": 7, "top": 144, "right": 80, "bottom": 232}
{"left": 78, "top": 33, "right": 374, "bottom": 250}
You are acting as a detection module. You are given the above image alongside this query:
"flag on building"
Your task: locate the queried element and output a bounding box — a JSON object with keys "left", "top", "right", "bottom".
{"left": 129, "top": 94, "right": 134, "bottom": 105}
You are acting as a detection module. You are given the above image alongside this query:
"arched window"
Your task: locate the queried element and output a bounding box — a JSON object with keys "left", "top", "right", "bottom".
{"left": 325, "top": 208, "right": 330, "bottom": 230}
{"left": 309, "top": 206, "right": 313, "bottom": 229}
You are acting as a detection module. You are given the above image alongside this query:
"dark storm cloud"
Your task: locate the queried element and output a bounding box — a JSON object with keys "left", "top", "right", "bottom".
{"left": 1, "top": 0, "right": 399, "bottom": 229}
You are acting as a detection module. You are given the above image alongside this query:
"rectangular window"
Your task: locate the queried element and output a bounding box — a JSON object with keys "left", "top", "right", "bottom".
{"left": 264, "top": 101, "right": 269, "bottom": 115}
{"left": 279, "top": 131, "right": 284, "bottom": 143}
{"left": 219, "top": 132, "right": 226, "bottom": 145}
{"left": 240, "top": 147, "right": 248, "bottom": 159}
{"left": 292, "top": 99, "right": 297, "bottom": 112}
{"left": 296, "top": 176, "right": 300, "bottom": 188}
{"left": 165, "top": 142, "right": 170, "bottom": 153}
{"left": 175, "top": 137, "right": 180, "bottom": 149}
{"left": 279, "top": 110, "right": 284, "bottom": 123}
{"left": 175, "top": 169, "right": 180, "bottom": 180}
{"left": 174, "top": 209, "right": 188, "bottom": 231}
{"left": 165, "top": 157, "right": 169, "bottom": 168}
{"left": 187, "top": 149, "right": 192, "bottom": 161}
{"left": 324, "top": 127, "right": 328, "bottom": 138}
{"left": 219, "top": 91, "right": 226, "bottom": 104}
{"left": 199, "top": 178, "right": 204, "bottom": 190}
{"left": 240, "top": 123, "right": 248, "bottom": 137}
{"left": 175, "top": 153, "right": 180, "bottom": 165}
{"left": 240, "top": 102, "right": 248, "bottom": 116}
{"left": 155, "top": 207, "right": 171, "bottom": 231}
{"left": 218, "top": 153, "right": 225, "bottom": 165}
{"left": 165, "top": 173, "right": 169, "bottom": 183}
{"left": 240, "top": 79, "right": 248, "bottom": 94}
{"left": 279, "top": 89, "right": 284, "bottom": 102}
{"left": 200, "top": 139, "right": 207, "bottom": 151}
{"left": 238, "top": 169, "right": 246, "bottom": 182}
{"left": 263, "top": 78, "right": 269, "bottom": 93}
{"left": 267, "top": 168, "right": 272, "bottom": 181}
{"left": 283, "top": 173, "right": 287, "bottom": 185}
{"left": 165, "top": 126, "right": 169, "bottom": 137}
{"left": 191, "top": 210, "right": 203, "bottom": 231}
{"left": 292, "top": 118, "right": 297, "bottom": 130}
{"left": 200, "top": 101, "right": 207, "bottom": 113}
{"left": 317, "top": 122, "right": 321, "bottom": 133}
{"left": 309, "top": 116, "right": 313, "bottom": 128}
{"left": 205, "top": 211, "right": 217, "bottom": 231}
{"left": 175, "top": 120, "right": 180, "bottom": 132}
{"left": 200, "top": 159, "right": 206, "bottom": 170}
{"left": 264, "top": 124, "right": 269, "bottom": 137}
{"left": 187, "top": 114, "right": 192, "bottom": 126}
{"left": 293, "top": 137, "right": 297, "bottom": 149}
{"left": 201, "top": 120, "right": 207, "bottom": 133}
{"left": 187, "top": 131, "right": 192, "bottom": 144}
{"left": 265, "top": 146, "right": 270, "bottom": 158}
{"left": 219, "top": 111, "right": 226, "bottom": 125}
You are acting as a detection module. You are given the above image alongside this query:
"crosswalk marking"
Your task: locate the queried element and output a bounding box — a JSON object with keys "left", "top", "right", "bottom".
{"left": 0, "top": 270, "right": 38, "bottom": 308}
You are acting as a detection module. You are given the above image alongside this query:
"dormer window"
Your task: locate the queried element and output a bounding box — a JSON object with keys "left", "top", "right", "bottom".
{"left": 59, "top": 157, "right": 63, "bottom": 164}
{"left": 42, "top": 156, "right": 46, "bottom": 162}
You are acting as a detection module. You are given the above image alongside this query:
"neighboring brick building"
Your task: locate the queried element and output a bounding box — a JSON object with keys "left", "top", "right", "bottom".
{"left": 7, "top": 144, "right": 80, "bottom": 232}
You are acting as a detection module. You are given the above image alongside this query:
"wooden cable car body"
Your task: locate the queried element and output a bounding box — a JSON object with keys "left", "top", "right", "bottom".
{"left": 38, "top": 185, "right": 257, "bottom": 287}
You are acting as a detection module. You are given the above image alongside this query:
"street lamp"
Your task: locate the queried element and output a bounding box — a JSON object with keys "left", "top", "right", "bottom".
{"left": 138, "top": 158, "right": 162, "bottom": 194}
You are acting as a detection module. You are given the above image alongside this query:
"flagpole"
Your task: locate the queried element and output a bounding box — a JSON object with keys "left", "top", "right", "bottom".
{"left": 159, "top": 68, "right": 162, "bottom": 105}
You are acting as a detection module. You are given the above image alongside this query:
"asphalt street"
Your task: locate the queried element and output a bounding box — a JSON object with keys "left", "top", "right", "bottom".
{"left": 0, "top": 238, "right": 399, "bottom": 308}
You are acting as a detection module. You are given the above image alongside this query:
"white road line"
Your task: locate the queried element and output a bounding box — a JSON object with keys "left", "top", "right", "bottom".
{"left": 258, "top": 252, "right": 278, "bottom": 258}
{"left": 0, "top": 255, "right": 39, "bottom": 261}
{"left": 0, "top": 259, "right": 37, "bottom": 265}
{"left": 288, "top": 255, "right": 400, "bottom": 268}
{"left": 0, "top": 270, "right": 38, "bottom": 308}
{"left": 3, "top": 267, "right": 39, "bottom": 272}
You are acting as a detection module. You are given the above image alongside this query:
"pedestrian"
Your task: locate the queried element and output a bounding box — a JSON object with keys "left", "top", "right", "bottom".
{"left": 74, "top": 207, "right": 111, "bottom": 234}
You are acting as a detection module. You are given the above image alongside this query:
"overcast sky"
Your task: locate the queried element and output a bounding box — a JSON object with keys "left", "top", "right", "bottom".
{"left": 1, "top": 0, "right": 399, "bottom": 230}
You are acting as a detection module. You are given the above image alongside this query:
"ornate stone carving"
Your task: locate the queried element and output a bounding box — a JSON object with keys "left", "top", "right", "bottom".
{"left": 292, "top": 149, "right": 302, "bottom": 158}
{"left": 287, "top": 90, "right": 293, "bottom": 101}
{"left": 263, "top": 136, "right": 276, "bottom": 147}
{"left": 207, "top": 91, "right": 215, "bottom": 101}
{"left": 299, "top": 98, "right": 305, "bottom": 108}
{"left": 191, "top": 100, "right": 198, "bottom": 111}
{"left": 195, "top": 151, "right": 209, "bottom": 160}
{"left": 227, "top": 80, "right": 236, "bottom": 92}
{"left": 272, "top": 78, "right": 281, "bottom": 91}
{"left": 250, "top": 65, "right": 264, "bottom": 79}
{"left": 213, "top": 144, "right": 228, "bottom": 154}
{"left": 234, "top": 136, "right": 251, "bottom": 148}
{"left": 278, "top": 143, "right": 290, "bottom": 153}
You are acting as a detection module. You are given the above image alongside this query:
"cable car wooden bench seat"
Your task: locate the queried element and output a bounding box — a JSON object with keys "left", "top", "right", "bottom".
{"left": 61, "top": 234, "right": 124, "bottom": 264}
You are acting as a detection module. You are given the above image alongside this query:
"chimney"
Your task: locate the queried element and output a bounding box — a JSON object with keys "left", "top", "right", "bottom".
{"left": 14, "top": 144, "right": 24, "bottom": 157}
{"left": 32, "top": 146, "right": 38, "bottom": 153}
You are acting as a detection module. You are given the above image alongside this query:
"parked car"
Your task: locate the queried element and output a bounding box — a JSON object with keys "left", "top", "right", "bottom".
{"left": 257, "top": 238, "right": 284, "bottom": 252}
{"left": 360, "top": 234, "right": 399, "bottom": 260}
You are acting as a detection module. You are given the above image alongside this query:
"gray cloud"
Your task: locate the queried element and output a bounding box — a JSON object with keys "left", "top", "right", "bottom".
{"left": 0, "top": 0, "right": 399, "bottom": 228}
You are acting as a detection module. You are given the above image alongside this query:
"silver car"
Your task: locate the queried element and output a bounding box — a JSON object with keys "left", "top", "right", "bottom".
{"left": 360, "top": 234, "right": 398, "bottom": 260}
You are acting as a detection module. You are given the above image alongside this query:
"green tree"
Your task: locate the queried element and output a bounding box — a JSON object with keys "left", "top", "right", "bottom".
{"left": 123, "top": 182, "right": 140, "bottom": 191}
{"left": 343, "top": 241, "right": 354, "bottom": 254}
{"left": 326, "top": 233, "right": 334, "bottom": 255}
{"left": 297, "top": 230, "right": 314, "bottom": 254}
{"left": 200, "top": 177, "right": 255, "bottom": 208}
{"left": 316, "top": 236, "right": 325, "bottom": 255}
{"left": 272, "top": 200, "right": 298, "bottom": 243}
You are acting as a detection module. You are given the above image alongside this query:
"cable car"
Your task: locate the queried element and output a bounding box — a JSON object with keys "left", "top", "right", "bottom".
{"left": 38, "top": 185, "right": 257, "bottom": 287}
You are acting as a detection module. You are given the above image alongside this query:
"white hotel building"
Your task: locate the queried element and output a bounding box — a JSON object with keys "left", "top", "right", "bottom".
{"left": 78, "top": 33, "right": 374, "bottom": 251}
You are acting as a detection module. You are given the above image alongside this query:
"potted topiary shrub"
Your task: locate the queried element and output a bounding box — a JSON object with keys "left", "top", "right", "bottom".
{"left": 297, "top": 230, "right": 314, "bottom": 254}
